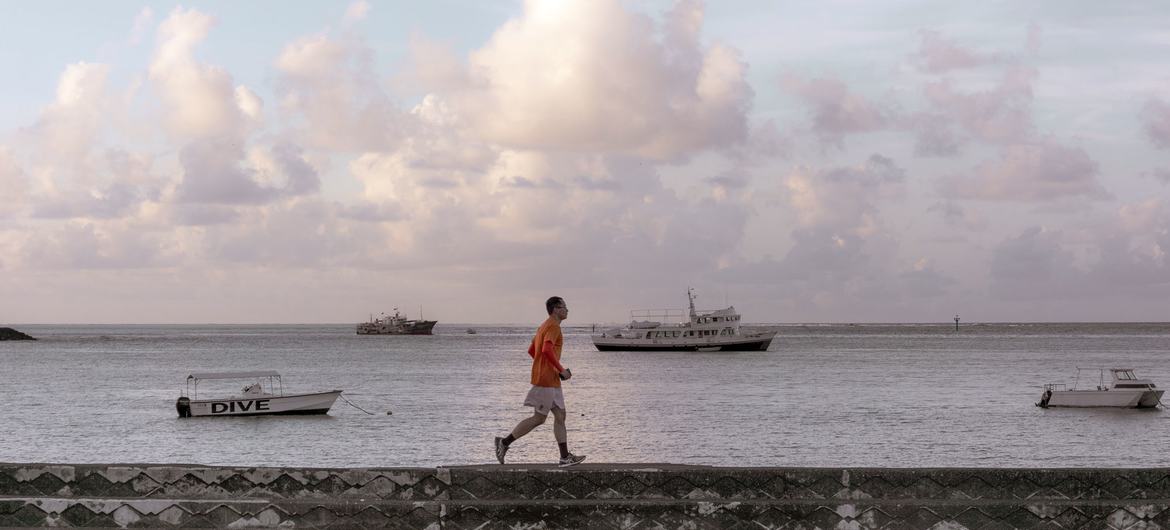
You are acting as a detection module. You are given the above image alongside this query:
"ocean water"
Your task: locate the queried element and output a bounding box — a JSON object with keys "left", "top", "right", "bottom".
{"left": 2, "top": 322, "right": 1169, "bottom": 468}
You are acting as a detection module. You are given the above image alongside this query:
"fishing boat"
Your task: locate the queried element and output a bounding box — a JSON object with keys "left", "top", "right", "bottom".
{"left": 175, "top": 371, "right": 342, "bottom": 417}
{"left": 1036, "top": 368, "right": 1163, "bottom": 409}
{"left": 591, "top": 289, "right": 775, "bottom": 352}
{"left": 356, "top": 308, "right": 437, "bottom": 335}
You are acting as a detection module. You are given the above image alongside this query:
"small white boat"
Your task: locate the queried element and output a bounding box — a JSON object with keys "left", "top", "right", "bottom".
{"left": 1037, "top": 368, "right": 1163, "bottom": 409}
{"left": 176, "top": 371, "right": 342, "bottom": 417}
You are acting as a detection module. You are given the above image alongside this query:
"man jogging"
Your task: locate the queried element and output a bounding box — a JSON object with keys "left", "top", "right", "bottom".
{"left": 494, "top": 296, "right": 586, "bottom": 467}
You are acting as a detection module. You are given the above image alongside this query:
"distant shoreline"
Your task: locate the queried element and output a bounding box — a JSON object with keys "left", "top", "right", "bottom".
{"left": 4, "top": 321, "right": 1170, "bottom": 326}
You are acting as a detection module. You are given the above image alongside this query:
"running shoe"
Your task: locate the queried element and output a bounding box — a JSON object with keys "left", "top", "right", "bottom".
{"left": 494, "top": 437, "right": 508, "bottom": 465}
{"left": 558, "top": 453, "right": 586, "bottom": 467}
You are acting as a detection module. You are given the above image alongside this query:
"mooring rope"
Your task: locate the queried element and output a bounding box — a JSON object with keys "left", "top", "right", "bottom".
{"left": 338, "top": 394, "right": 380, "bottom": 415}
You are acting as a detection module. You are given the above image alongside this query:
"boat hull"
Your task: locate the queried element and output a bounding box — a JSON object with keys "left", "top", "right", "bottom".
{"left": 592, "top": 333, "right": 774, "bottom": 352}
{"left": 1041, "top": 389, "right": 1163, "bottom": 409}
{"left": 182, "top": 390, "right": 342, "bottom": 417}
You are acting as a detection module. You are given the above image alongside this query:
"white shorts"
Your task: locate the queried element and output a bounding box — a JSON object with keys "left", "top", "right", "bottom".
{"left": 523, "top": 386, "right": 565, "bottom": 416}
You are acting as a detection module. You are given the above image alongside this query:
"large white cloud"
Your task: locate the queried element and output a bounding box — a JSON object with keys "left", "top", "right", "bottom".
{"left": 419, "top": 0, "right": 752, "bottom": 161}
{"left": 275, "top": 33, "right": 404, "bottom": 151}
{"left": 29, "top": 62, "right": 111, "bottom": 166}
{"left": 149, "top": 7, "right": 252, "bottom": 138}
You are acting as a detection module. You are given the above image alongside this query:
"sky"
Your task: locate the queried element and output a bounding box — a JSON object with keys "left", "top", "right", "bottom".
{"left": 1, "top": 0, "right": 1169, "bottom": 324}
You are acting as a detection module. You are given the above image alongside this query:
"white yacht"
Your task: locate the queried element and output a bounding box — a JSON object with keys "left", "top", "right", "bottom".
{"left": 591, "top": 289, "right": 775, "bottom": 352}
{"left": 1036, "top": 368, "right": 1163, "bottom": 409}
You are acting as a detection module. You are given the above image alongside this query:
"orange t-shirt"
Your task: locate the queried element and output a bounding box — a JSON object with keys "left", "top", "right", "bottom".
{"left": 529, "top": 317, "right": 564, "bottom": 388}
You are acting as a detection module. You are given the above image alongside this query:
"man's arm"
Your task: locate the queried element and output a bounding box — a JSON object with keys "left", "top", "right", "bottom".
{"left": 539, "top": 340, "right": 565, "bottom": 373}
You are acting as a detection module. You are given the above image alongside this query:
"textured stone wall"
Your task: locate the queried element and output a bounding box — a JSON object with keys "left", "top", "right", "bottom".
{"left": 2, "top": 462, "right": 1170, "bottom": 528}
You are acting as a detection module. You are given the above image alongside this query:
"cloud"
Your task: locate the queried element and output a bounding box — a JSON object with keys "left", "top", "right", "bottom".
{"left": 175, "top": 138, "right": 273, "bottom": 204}
{"left": 349, "top": 136, "right": 753, "bottom": 288}
{"left": 783, "top": 75, "right": 888, "bottom": 149}
{"left": 418, "top": 0, "right": 752, "bottom": 160}
{"left": 989, "top": 226, "right": 1085, "bottom": 300}
{"left": 1117, "top": 198, "right": 1166, "bottom": 234}
{"left": 786, "top": 154, "right": 904, "bottom": 230}
{"left": 201, "top": 201, "right": 366, "bottom": 267}
{"left": 32, "top": 183, "right": 146, "bottom": 219}
{"left": 175, "top": 138, "right": 319, "bottom": 205}
{"left": 920, "top": 64, "right": 1036, "bottom": 145}
{"left": 169, "top": 204, "right": 242, "bottom": 226}
{"left": 909, "top": 113, "right": 962, "bottom": 157}
{"left": 0, "top": 147, "right": 27, "bottom": 218}
{"left": 940, "top": 140, "right": 1109, "bottom": 202}
{"left": 899, "top": 260, "right": 956, "bottom": 298}
{"left": 275, "top": 33, "right": 404, "bottom": 151}
{"left": 913, "top": 30, "right": 994, "bottom": 73}
{"left": 12, "top": 63, "right": 171, "bottom": 222}
{"left": 904, "top": 29, "right": 1041, "bottom": 157}
{"left": 28, "top": 148, "right": 162, "bottom": 220}
{"left": 706, "top": 171, "right": 749, "bottom": 190}
{"left": 989, "top": 212, "right": 1170, "bottom": 302}
{"left": 1143, "top": 98, "right": 1170, "bottom": 149}
{"left": 27, "top": 62, "right": 111, "bottom": 165}
{"left": 234, "top": 86, "right": 263, "bottom": 126}
{"left": 337, "top": 200, "right": 404, "bottom": 223}
{"left": 927, "top": 200, "right": 986, "bottom": 231}
{"left": 712, "top": 155, "right": 913, "bottom": 310}
{"left": 20, "top": 222, "right": 175, "bottom": 270}
{"left": 343, "top": 1, "right": 370, "bottom": 24}
{"left": 149, "top": 7, "right": 249, "bottom": 138}
{"left": 129, "top": 7, "right": 154, "bottom": 46}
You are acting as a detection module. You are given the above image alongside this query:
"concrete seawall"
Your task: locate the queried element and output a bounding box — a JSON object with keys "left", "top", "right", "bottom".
{"left": 3, "top": 462, "right": 1170, "bottom": 528}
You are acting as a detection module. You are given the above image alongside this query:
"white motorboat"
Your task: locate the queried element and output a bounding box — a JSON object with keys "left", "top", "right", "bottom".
{"left": 591, "top": 288, "right": 776, "bottom": 352}
{"left": 1036, "top": 368, "right": 1163, "bottom": 409}
{"left": 176, "top": 371, "right": 342, "bottom": 417}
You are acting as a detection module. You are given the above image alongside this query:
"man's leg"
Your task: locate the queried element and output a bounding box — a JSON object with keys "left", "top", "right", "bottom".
{"left": 512, "top": 411, "right": 547, "bottom": 439}
{"left": 496, "top": 412, "right": 547, "bottom": 464}
{"left": 552, "top": 407, "right": 585, "bottom": 466}
{"left": 551, "top": 407, "right": 567, "bottom": 446}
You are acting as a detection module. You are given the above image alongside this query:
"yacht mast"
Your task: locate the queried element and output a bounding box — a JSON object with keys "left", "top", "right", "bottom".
{"left": 687, "top": 287, "right": 697, "bottom": 321}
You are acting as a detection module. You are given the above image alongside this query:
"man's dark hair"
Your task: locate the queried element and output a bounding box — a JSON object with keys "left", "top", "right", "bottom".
{"left": 546, "top": 296, "right": 565, "bottom": 314}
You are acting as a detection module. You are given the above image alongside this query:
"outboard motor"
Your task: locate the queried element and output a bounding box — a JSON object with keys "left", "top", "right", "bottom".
{"left": 176, "top": 396, "right": 192, "bottom": 418}
{"left": 1036, "top": 389, "right": 1052, "bottom": 408}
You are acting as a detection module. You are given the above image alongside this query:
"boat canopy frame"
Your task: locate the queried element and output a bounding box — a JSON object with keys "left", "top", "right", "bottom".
{"left": 1068, "top": 367, "right": 1142, "bottom": 391}
{"left": 185, "top": 371, "right": 284, "bottom": 399}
